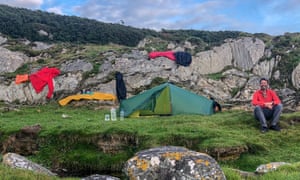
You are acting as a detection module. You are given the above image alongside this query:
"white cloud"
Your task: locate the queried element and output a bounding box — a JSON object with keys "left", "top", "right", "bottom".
{"left": 72, "top": 0, "right": 229, "bottom": 31}
{"left": 46, "top": 6, "right": 63, "bottom": 15}
{"left": 0, "top": 0, "right": 43, "bottom": 9}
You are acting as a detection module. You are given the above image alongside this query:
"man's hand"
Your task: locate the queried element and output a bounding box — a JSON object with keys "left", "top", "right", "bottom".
{"left": 264, "top": 102, "right": 273, "bottom": 109}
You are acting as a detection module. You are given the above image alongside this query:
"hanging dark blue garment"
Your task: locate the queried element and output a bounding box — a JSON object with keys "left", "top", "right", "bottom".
{"left": 115, "top": 72, "right": 127, "bottom": 102}
{"left": 174, "top": 51, "right": 192, "bottom": 67}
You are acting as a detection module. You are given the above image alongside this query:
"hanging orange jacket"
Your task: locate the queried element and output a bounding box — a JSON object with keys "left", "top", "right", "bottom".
{"left": 15, "top": 74, "right": 29, "bottom": 84}
{"left": 29, "top": 67, "right": 60, "bottom": 99}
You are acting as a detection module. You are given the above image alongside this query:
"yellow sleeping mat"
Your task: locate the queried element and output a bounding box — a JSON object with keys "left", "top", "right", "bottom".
{"left": 59, "top": 92, "right": 117, "bottom": 106}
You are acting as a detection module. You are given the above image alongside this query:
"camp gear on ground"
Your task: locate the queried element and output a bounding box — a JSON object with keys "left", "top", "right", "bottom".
{"left": 119, "top": 82, "right": 214, "bottom": 117}
{"left": 58, "top": 92, "right": 116, "bottom": 106}
{"left": 110, "top": 107, "right": 117, "bottom": 121}
{"left": 104, "top": 114, "right": 110, "bottom": 121}
{"left": 120, "top": 109, "right": 125, "bottom": 120}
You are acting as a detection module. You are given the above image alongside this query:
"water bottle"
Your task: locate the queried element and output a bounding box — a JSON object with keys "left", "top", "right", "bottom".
{"left": 120, "top": 109, "right": 124, "bottom": 121}
{"left": 111, "top": 107, "right": 117, "bottom": 121}
{"left": 104, "top": 114, "right": 110, "bottom": 121}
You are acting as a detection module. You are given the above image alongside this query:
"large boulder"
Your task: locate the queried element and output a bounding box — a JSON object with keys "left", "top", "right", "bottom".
{"left": 2, "top": 152, "right": 56, "bottom": 176}
{"left": 124, "top": 146, "right": 226, "bottom": 180}
{"left": 81, "top": 174, "right": 120, "bottom": 180}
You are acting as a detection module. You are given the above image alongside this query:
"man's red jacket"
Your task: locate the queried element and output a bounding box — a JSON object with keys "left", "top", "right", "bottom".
{"left": 252, "top": 89, "right": 281, "bottom": 108}
{"left": 29, "top": 67, "right": 60, "bottom": 99}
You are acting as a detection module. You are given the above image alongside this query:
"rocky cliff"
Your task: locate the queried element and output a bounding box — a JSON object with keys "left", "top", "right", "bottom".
{"left": 0, "top": 35, "right": 299, "bottom": 111}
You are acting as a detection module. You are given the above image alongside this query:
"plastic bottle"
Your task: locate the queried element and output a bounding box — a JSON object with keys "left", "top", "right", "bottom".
{"left": 110, "top": 107, "right": 117, "bottom": 121}
{"left": 104, "top": 114, "right": 110, "bottom": 121}
{"left": 120, "top": 109, "right": 124, "bottom": 121}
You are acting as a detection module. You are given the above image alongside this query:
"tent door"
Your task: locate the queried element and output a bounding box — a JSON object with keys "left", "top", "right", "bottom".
{"left": 154, "top": 86, "right": 172, "bottom": 115}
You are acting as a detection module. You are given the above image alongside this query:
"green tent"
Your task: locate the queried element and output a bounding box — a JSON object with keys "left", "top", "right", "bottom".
{"left": 119, "top": 82, "right": 214, "bottom": 117}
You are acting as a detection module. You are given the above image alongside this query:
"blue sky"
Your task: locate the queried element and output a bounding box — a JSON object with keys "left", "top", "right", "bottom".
{"left": 1, "top": 0, "right": 300, "bottom": 35}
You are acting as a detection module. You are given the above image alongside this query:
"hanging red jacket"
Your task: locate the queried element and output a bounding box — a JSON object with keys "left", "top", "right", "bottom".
{"left": 148, "top": 51, "right": 176, "bottom": 61}
{"left": 29, "top": 67, "right": 60, "bottom": 99}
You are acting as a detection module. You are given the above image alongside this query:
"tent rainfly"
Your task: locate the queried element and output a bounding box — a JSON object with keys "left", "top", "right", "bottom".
{"left": 119, "top": 82, "right": 214, "bottom": 117}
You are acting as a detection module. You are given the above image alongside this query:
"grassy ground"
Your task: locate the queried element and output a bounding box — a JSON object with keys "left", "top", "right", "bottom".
{"left": 1, "top": 102, "right": 300, "bottom": 179}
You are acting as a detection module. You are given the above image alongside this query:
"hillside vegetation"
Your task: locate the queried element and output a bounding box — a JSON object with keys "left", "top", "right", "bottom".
{"left": 0, "top": 4, "right": 252, "bottom": 48}
{"left": 0, "top": 4, "right": 152, "bottom": 46}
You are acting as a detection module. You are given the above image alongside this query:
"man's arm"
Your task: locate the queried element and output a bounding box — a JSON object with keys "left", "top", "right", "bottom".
{"left": 270, "top": 90, "right": 281, "bottom": 105}
{"left": 252, "top": 91, "right": 264, "bottom": 107}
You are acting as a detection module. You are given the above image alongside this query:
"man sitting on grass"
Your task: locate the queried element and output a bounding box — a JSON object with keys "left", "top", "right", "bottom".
{"left": 251, "top": 78, "right": 283, "bottom": 133}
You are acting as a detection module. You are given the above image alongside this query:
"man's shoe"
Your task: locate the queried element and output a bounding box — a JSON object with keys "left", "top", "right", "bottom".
{"left": 261, "top": 127, "right": 268, "bottom": 133}
{"left": 270, "top": 125, "right": 281, "bottom": 131}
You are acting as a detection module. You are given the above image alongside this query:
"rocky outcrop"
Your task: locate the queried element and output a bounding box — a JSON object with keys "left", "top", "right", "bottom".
{"left": 32, "top": 41, "right": 54, "bottom": 51}
{"left": 252, "top": 56, "right": 280, "bottom": 79}
{"left": 0, "top": 47, "right": 29, "bottom": 73}
{"left": 192, "top": 37, "right": 265, "bottom": 74}
{"left": 0, "top": 82, "right": 49, "bottom": 103}
{"left": 124, "top": 146, "right": 226, "bottom": 180}
{"left": 0, "top": 35, "right": 7, "bottom": 45}
{"left": 0, "top": 36, "right": 299, "bottom": 110}
{"left": 231, "top": 38, "right": 265, "bottom": 71}
{"left": 292, "top": 63, "right": 300, "bottom": 89}
{"left": 60, "top": 59, "right": 93, "bottom": 73}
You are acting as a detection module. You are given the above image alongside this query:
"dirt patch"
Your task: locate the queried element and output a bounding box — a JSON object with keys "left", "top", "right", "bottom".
{"left": 1, "top": 124, "right": 41, "bottom": 155}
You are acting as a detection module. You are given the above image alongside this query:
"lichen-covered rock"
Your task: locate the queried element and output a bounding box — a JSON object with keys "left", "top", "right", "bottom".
{"left": 81, "top": 174, "right": 120, "bottom": 180}
{"left": 2, "top": 152, "right": 56, "bottom": 176}
{"left": 124, "top": 146, "right": 226, "bottom": 180}
{"left": 255, "top": 162, "right": 291, "bottom": 174}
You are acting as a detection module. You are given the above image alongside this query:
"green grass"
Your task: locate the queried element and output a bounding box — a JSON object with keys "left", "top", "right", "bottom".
{"left": 0, "top": 163, "right": 77, "bottom": 180}
{"left": 1, "top": 102, "right": 300, "bottom": 179}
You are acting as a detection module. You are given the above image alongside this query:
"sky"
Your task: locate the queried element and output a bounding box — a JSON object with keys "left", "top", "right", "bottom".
{"left": 0, "top": 0, "right": 300, "bottom": 36}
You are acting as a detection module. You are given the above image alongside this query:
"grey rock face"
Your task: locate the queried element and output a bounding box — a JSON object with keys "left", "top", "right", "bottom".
{"left": 292, "top": 63, "right": 300, "bottom": 89}
{"left": 60, "top": 59, "right": 93, "bottom": 73}
{"left": 32, "top": 41, "right": 53, "bottom": 51}
{"left": 0, "top": 47, "right": 29, "bottom": 73}
{"left": 0, "top": 82, "right": 48, "bottom": 103}
{"left": 231, "top": 37, "right": 265, "bottom": 71}
{"left": 192, "top": 37, "right": 265, "bottom": 75}
{"left": 0, "top": 35, "right": 7, "bottom": 45}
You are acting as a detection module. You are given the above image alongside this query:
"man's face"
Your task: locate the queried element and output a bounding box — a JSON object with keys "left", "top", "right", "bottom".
{"left": 260, "top": 80, "right": 268, "bottom": 90}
